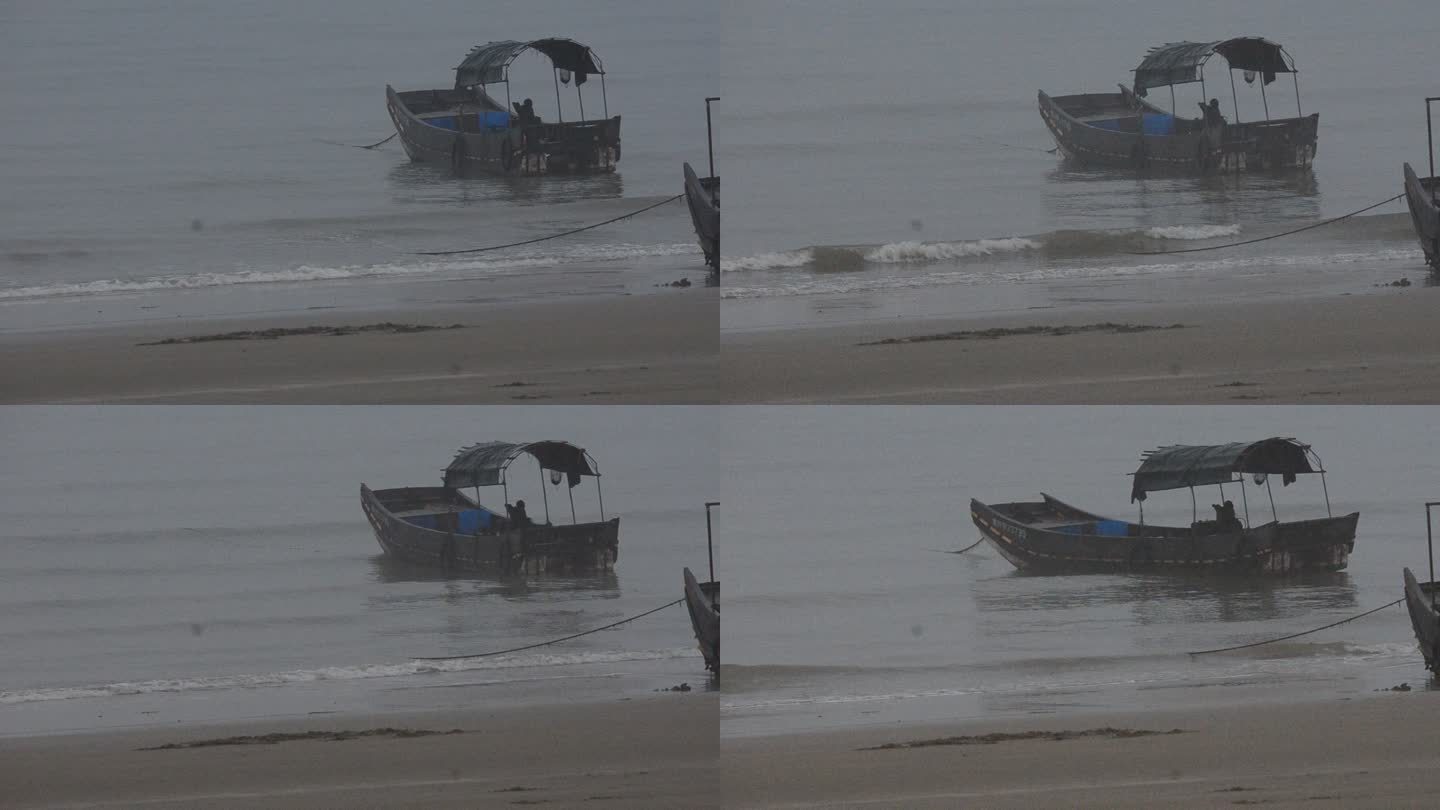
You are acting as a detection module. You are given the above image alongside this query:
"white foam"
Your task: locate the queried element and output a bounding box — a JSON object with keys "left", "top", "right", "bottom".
{"left": 863, "top": 238, "right": 1039, "bottom": 263}
{"left": 0, "top": 648, "right": 697, "bottom": 705}
{"left": 1144, "top": 224, "right": 1242, "bottom": 240}
{"left": 720, "top": 248, "right": 1424, "bottom": 300}
{"left": 0, "top": 243, "right": 699, "bottom": 302}
{"left": 721, "top": 250, "right": 814, "bottom": 273}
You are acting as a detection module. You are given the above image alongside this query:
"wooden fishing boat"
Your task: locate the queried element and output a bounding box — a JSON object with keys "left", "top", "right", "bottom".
{"left": 1402, "top": 501, "right": 1440, "bottom": 674}
{"left": 360, "top": 440, "right": 619, "bottom": 575}
{"left": 385, "top": 38, "right": 621, "bottom": 176}
{"left": 971, "top": 438, "right": 1358, "bottom": 574}
{"left": 1402, "top": 97, "right": 1440, "bottom": 271}
{"left": 683, "top": 502, "right": 720, "bottom": 675}
{"left": 684, "top": 97, "right": 720, "bottom": 278}
{"left": 1040, "top": 37, "right": 1318, "bottom": 172}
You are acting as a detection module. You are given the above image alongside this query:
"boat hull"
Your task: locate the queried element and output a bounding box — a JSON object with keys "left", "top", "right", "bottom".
{"left": 360, "top": 484, "right": 619, "bottom": 575}
{"left": 385, "top": 86, "right": 620, "bottom": 176}
{"left": 683, "top": 567, "right": 719, "bottom": 674}
{"left": 1039, "top": 90, "right": 1318, "bottom": 173}
{"left": 683, "top": 163, "right": 719, "bottom": 270}
{"left": 971, "top": 494, "right": 1357, "bottom": 574}
{"left": 1403, "top": 163, "right": 1440, "bottom": 270}
{"left": 1403, "top": 568, "right": 1440, "bottom": 673}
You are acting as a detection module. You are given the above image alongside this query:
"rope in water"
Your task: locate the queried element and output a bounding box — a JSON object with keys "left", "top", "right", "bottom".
{"left": 930, "top": 537, "right": 986, "bottom": 555}
{"left": 413, "top": 193, "right": 685, "bottom": 256}
{"left": 1187, "top": 597, "right": 1404, "bottom": 656}
{"left": 415, "top": 597, "right": 685, "bottom": 661}
{"left": 317, "top": 132, "right": 398, "bottom": 150}
{"left": 1128, "top": 193, "right": 1405, "bottom": 256}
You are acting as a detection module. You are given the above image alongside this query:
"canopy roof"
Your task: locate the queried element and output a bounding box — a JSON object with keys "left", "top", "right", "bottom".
{"left": 1133, "top": 37, "right": 1295, "bottom": 94}
{"left": 1130, "top": 437, "right": 1320, "bottom": 501}
{"left": 443, "top": 441, "right": 599, "bottom": 490}
{"left": 454, "top": 38, "right": 603, "bottom": 89}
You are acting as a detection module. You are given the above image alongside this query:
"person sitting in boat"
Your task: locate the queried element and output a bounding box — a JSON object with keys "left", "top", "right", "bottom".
{"left": 507, "top": 499, "right": 531, "bottom": 527}
{"left": 512, "top": 98, "right": 540, "bottom": 126}
{"left": 1213, "top": 500, "right": 1242, "bottom": 532}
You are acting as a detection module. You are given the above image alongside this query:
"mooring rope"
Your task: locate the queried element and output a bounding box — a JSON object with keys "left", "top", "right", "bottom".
{"left": 927, "top": 537, "right": 986, "bottom": 555}
{"left": 1187, "top": 597, "right": 1404, "bottom": 656}
{"left": 317, "top": 132, "right": 398, "bottom": 150}
{"left": 1128, "top": 193, "right": 1405, "bottom": 256}
{"left": 414, "top": 193, "right": 685, "bottom": 256}
{"left": 415, "top": 597, "right": 685, "bottom": 661}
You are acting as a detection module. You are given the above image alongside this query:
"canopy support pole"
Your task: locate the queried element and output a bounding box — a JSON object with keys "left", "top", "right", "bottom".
{"left": 1266, "top": 477, "right": 1278, "bottom": 523}
{"left": 1294, "top": 73, "right": 1302, "bottom": 117}
{"left": 601, "top": 74, "right": 609, "bottom": 118}
{"left": 1190, "top": 486, "right": 1197, "bottom": 523}
{"left": 596, "top": 477, "right": 605, "bottom": 521}
{"left": 1241, "top": 479, "right": 1251, "bottom": 528}
{"left": 503, "top": 477, "right": 509, "bottom": 508}
{"left": 1260, "top": 78, "right": 1270, "bottom": 121}
{"left": 568, "top": 485, "right": 577, "bottom": 524}
{"left": 1200, "top": 66, "right": 1207, "bottom": 108}
{"left": 1139, "top": 500, "right": 1144, "bottom": 527}
{"left": 1229, "top": 69, "right": 1241, "bottom": 123}
{"left": 553, "top": 68, "right": 564, "bottom": 123}
{"left": 1169, "top": 84, "right": 1176, "bottom": 116}
{"left": 577, "top": 83, "right": 585, "bottom": 121}
{"left": 1320, "top": 471, "right": 1332, "bottom": 517}
{"left": 706, "top": 97, "right": 719, "bottom": 178}
{"left": 539, "top": 466, "right": 551, "bottom": 524}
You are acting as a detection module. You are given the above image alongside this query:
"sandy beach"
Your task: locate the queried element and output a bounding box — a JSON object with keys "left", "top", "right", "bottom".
{"left": 723, "top": 690, "right": 1440, "bottom": 808}
{"left": 1, "top": 694, "right": 716, "bottom": 809}
{"left": 1, "top": 292, "right": 716, "bottom": 404}
{"left": 721, "top": 287, "right": 1440, "bottom": 403}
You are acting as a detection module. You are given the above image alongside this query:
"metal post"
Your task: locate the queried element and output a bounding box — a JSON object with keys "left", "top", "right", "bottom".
{"left": 601, "top": 74, "right": 609, "bottom": 118}
{"left": 553, "top": 68, "right": 564, "bottom": 123}
{"left": 1200, "top": 67, "right": 1207, "bottom": 109}
{"left": 1293, "top": 73, "right": 1302, "bottom": 117}
{"left": 1229, "top": 69, "right": 1240, "bottom": 122}
{"left": 1260, "top": 78, "right": 1270, "bottom": 121}
{"left": 596, "top": 477, "right": 605, "bottom": 520}
{"left": 503, "top": 478, "right": 508, "bottom": 508}
{"left": 1428, "top": 502, "right": 1437, "bottom": 607}
{"left": 1428, "top": 97, "right": 1436, "bottom": 180}
{"left": 1139, "top": 500, "right": 1144, "bottom": 527}
{"left": 1190, "top": 486, "right": 1196, "bottom": 523}
{"left": 704, "top": 501, "right": 720, "bottom": 585}
{"left": 1266, "top": 477, "right": 1278, "bottom": 523}
{"left": 705, "top": 97, "right": 719, "bottom": 179}
{"left": 1169, "top": 84, "right": 1176, "bottom": 116}
{"left": 568, "top": 485, "right": 577, "bottom": 524}
{"left": 577, "top": 84, "right": 585, "bottom": 121}
{"left": 1320, "top": 471, "right": 1332, "bottom": 517}
{"left": 539, "top": 465, "right": 551, "bottom": 524}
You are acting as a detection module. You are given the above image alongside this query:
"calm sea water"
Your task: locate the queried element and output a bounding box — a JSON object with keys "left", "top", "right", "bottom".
{"left": 719, "top": 0, "right": 1437, "bottom": 320}
{"left": 0, "top": 407, "right": 718, "bottom": 735}
{"left": 0, "top": 0, "right": 716, "bottom": 329}
{"left": 720, "top": 406, "right": 1440, "bottom": 737}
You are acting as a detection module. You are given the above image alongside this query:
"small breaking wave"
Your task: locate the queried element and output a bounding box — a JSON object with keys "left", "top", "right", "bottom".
{"left": 1144, "top": 224, "right": 1242, "bottom": 240}
{"left": 721, "top": 250, "right": 814, "bottom": 273}
{"left": 864, "top": 237, "right": 1040, "bottom": 263}
{"left": 0, "top": 242, "right": 698, "bottom": 302}
{"left": 0, "top": 648, "right": 696, "bottom": 705}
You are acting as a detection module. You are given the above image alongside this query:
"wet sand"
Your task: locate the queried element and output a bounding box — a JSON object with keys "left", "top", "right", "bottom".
{"left": 1, "top": 293, "right": 716, "bottom": 404}
{"left": 721, "top": 288, "right": 1440, "bottom": 403}
{"left": 1, "top": 695, "right": 717, "bottom": 809}
{"left": 722, "top": 690, "right": 1440, "bottom": 808}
